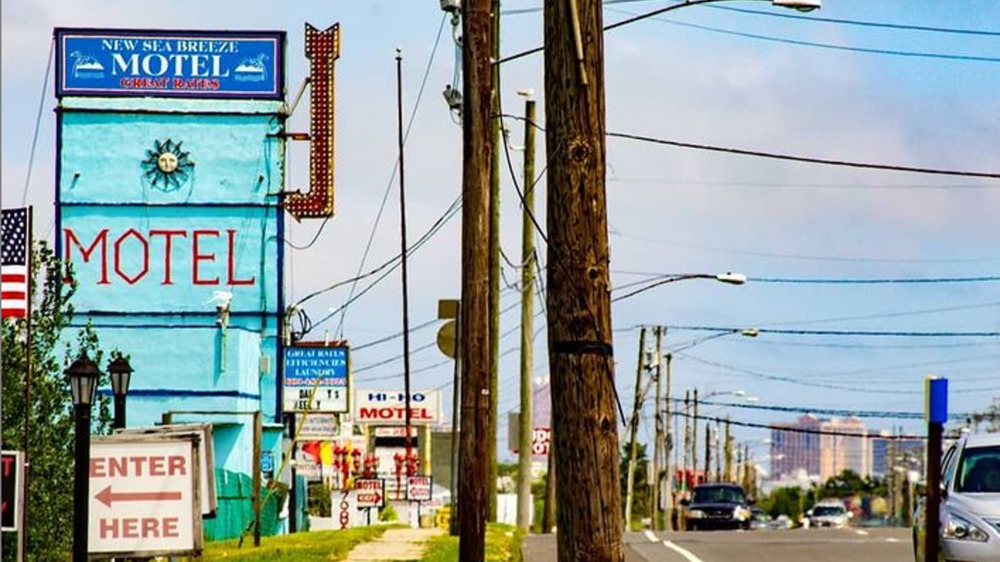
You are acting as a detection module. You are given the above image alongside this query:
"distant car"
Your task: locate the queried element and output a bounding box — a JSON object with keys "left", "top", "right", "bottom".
{"left": 772, "top": 514, "right": 794, "bottom": 530}
{"left": 749, "top": 508, "right": 772, "bottom": 530}
{"left": 807, "top": 502, "right": 852, "bottom": 529}
{"left": 681, "top": 483, "right": 753, "bottom": 531}
{"left": 913, "top": 432, "right": 1000, "bottom": 562}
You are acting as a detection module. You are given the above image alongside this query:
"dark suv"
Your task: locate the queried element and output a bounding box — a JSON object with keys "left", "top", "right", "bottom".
{"left": 682, "top": 483, "right": 754, "bottom": 531}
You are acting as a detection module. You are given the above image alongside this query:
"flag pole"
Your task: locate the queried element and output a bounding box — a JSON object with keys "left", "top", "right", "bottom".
{"left": 20, "top": 205, "right": 34, "bottom": 562}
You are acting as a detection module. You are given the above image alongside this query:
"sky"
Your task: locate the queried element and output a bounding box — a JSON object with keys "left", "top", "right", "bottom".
{"left": 3, "top": 0, "right": 999, "bottom": 467}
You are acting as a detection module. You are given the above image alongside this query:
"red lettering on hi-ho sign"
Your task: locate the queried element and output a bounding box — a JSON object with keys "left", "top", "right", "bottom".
{"left": 64, "top": 227, "right": 256, "bottom": 287}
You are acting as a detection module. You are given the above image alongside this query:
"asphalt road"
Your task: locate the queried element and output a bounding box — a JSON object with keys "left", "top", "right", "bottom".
{"left": 523, "top": 528, "right": 914, "bottom": 562}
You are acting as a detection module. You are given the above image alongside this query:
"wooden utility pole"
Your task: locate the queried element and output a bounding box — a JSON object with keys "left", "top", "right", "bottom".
{"left": 664, "top": 353, "right": 674, "bottom": 529}
{"left": 651, "top": 327, "right": 663, "bottom": 531}
{"left": 692, "top": 389, "right": 699, "bottom": 485}
{"left": 542, "top": 444, "right": 556, "bottom": 533}
{"left": 724, "top": 417, "right": 732, "bottom": 482}
{"left": 545, "top": 0, "right": 623, "bottom": 556}
{"left": 703, "top": 422, "right": 711, "bottom": 484}
{"left": 487, "top": 0, "right": 501, "bottom": 523}
{"left": 715, "top": 419, "right": 722, "bottom": 482}
{"left": 516, "top": 96, "right": 537, "bottom": 530}
{"left": 624, "top": 327, "right": 647, "bottom": 530}
{"left": 682, "top": 390, "right": 690, "bottom": 494}
{"left": 459, "top": 0, "right": 494, "bottom": 557}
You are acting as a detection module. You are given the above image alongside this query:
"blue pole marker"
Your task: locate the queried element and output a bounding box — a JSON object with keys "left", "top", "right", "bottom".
{"left": 925, "top": 376, "right": 948, "bottom": 424}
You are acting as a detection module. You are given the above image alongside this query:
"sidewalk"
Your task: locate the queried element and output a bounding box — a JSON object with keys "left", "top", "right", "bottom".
{"left": 344, "top": 527, "right": 444, "bottom": 561}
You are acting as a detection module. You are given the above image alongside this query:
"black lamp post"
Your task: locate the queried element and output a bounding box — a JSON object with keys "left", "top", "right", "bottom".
{"left": 66, "top": 352, "right": 100, "bottom": 562}
{"left": 108, "top": 356, "right": 133, "bottom": 430}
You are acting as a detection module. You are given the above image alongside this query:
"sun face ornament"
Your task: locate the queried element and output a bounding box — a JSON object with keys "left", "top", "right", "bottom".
{"left": 142, "top": 139, "right": 193, "bottom": 192}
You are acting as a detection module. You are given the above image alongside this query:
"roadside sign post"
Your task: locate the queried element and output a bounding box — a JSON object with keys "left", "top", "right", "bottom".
{"left": 89, "top": 434, "right": 203, "bottom": 558}
{"left": 355, "top": 478, "right": 386, "bottom": 525}
{"left": 924, "top": 375, "right": 947, "bottom": 562}
{"left": 2, "top": 451, "right": 23, "bottom": 533}
{"left": 406, "top": 475, "right": 432, "bottom": 528}
{"left": 283, "top": 345, "right": 349, "bottom": 413}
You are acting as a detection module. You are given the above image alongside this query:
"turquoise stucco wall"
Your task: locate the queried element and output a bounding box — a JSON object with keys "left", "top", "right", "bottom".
{"left": 57, "top": 96, "right": 286, "bottom": 537}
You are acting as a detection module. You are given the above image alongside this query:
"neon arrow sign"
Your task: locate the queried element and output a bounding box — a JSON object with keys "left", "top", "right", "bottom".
{"left": 285, "top": 23, "right": 340, "bottom": 220}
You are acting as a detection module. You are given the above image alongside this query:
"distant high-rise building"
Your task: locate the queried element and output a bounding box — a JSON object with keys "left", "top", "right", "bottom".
{"left": 770, "top": 415, "right": 874, "bottom": 481}
{"left": 819, "top": 417, "right": 869, "bottom": 480}
{"left": 771, "top": 415, "right": 821, "bottom": 479}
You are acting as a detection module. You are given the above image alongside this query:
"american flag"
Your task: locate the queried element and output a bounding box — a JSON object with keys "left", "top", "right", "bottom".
{"left": 2, "top": 208, "right": 29, "bottom": 319}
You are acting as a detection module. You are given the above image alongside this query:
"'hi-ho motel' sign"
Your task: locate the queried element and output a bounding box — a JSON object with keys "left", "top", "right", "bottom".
{"left": 353, "top": 390, "right": 442, "bottom": 426}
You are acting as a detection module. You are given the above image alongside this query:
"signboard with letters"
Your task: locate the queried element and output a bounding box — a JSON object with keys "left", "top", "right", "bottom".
{"left": 293, "top": 413, "right": 341, "bottom": 440}
{"left": 354, "top": 478, "right": 386, "bottom": 509}
{"left": 406, "top": 475, "right": 433, "bottom": 502}
{"left": 1, "top": 451, "right": 22, "bottom": 532}
{"left": 353, "top": 390, "right": 442, "bottom": 426}
{"left": 116, "top": 423, "right": 217, "bottom": 516}
{"left": 89, "top": 434, "right": 202, "bottom": 557}
{"left": 55, "top": 28, "right": 284, "bottom": 99}
{"left": 284, "top": 345, "right": 349, "bottom": 413}
{"left": 507, "top": 413, "right": 551, "bottom": 457}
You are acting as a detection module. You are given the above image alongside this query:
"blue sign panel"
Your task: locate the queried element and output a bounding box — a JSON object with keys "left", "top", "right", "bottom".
{"left": 925, "top": 376, "right": 948, "bottom": 424}
{"left": 55, "top": 28, "right": 284, "bottom": 99}
{"left": 284, "top": 347, "right": 349, "bottom": 387}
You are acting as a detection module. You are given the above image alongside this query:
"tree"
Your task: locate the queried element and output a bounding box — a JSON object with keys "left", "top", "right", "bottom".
{"left": 1, "top": 243, "right": 112, "bottom": 561}
{"left": 620, "top": 441, "right": 650, "bottom": 527}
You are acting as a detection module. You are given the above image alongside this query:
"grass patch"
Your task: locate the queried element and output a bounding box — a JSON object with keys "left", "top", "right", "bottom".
{"left": 420, "top": 523, "right": 523, "bottom": 562}
{"left": 201, "top": 525, "right": 390, "bottom": 562}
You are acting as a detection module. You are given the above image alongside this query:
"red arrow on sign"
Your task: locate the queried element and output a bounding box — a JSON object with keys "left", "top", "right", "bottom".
{"left": 94, "top": 485, "right": 182, "bottom": 508}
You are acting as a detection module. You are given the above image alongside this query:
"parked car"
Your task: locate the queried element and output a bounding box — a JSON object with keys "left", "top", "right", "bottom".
{"left": 913, "top": 432, "right": 1000, "bottom": 562}
{"left": 806, "top": 501, "right": 852, "bottom": 528}
{"left": 681, "top": 483, "right": 753, "bottom": 531}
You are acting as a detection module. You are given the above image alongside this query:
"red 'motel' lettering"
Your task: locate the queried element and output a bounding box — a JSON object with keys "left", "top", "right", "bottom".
{"left": 62, "top": 227, "right": 256, "bottom": 288}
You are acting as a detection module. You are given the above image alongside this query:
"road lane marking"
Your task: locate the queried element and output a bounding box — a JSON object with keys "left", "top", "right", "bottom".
{"left": 855, "top": 530, "right": 869, "bottom": 536}
{"left": 663, "top": 540, "right": 707, "bottom": 562}
{"left": 644, "top": 530, "right": 659, "bottom": 542}
{"left": 886, "top": 537, "right": 901, "bottom": 543}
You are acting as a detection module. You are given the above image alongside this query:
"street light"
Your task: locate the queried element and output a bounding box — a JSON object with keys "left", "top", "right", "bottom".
{"left": 66, "top": 352, "right": 101, "bottom": 562}
{"left": 108, "top": 356, "right": 133, "bottom": 431}
{"left": 612, "top": 272, "right": 748, "bottom": 303}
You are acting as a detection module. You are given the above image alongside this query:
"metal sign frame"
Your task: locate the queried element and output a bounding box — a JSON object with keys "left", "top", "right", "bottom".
{"left": 54, "top": 28, "right": 285, "bottom": 99}
{"left": 89, "top": 433, "right": 203, "bottom": 558}
{"left": 1, "top": 451, "right": 23, "bottom": 532}
{"left": 405, "top": 475, "right": 433, "bottom": 502}
{"left": 115, "top": 423, "right": 218, "bottom": 516}
{"left": 354, "top": 478, "right": 386, "bottom": 509}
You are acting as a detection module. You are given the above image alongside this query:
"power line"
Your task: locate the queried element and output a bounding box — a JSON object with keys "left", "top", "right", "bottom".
{"left": 678, "top": 352, "right": 1000, "bottom": 395}
{"left": 672, "top": 396, "right": 973, "bottom": 421}
{"left": 607, "top": 131, "right": 1000, "bottom": 179}
{"left": 608, "top": 234, "right": 1000, "bottom": 263}
{"left": 333, "top": 14, "right": 448, "bottom": 337}
{"left": 706, "top": 4, "right": 1000, "bottom": 37}
{"left": 748, "top": 275, "right": 1000, "bottom": 284}
{"left": 673, "top": 410, "right": 926, "bottom": 440}
{"left": 669, "top": 325, "right": 1000, "bottom": 338}
{"left": 607, "top": 176, "right": 1000, "bottom": 191}
{"left": 606, "top": 8, "right": 1000, "bottom": 64}
{"left": 21, "top": 40, "right": 54, "bottom": 207}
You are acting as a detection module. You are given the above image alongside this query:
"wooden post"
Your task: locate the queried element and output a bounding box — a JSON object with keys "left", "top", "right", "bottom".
{"left": 624, "top": 327, "right": 647, "bottom": 530}
{"left": 487, "top": 0, "right": 502, "bottom": 524}
{"left": 253, "top": 410, "right": 262, "bottom": 547}
{"left": 545, "top": 0, "right": 623, "bottom": 556}
{"left": 692, "top": 389, "right": 699, "bottom": 485}
{"left": 651, "top": 327, "right": 663, "bottom": 531}
{"left": 516, "top": 97, "right": 537, "bottom": 531}
{"left": 664, "top": 353, "right": 674, "bottom": 530}
{"left": 459, "top": 0, "right": 494, "bottom": 556}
